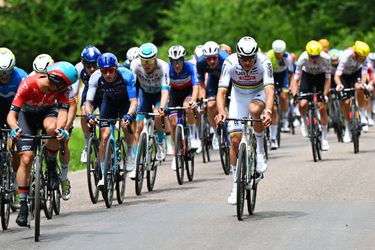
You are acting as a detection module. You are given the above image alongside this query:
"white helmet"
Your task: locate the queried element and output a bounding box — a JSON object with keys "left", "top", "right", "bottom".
{"left": 0, "top": 47, "right": 15, "bottom": 74}
{"left": 368, "top": 52, "right": 375, "bottom": 61}
{"left": 33, "top": 54, "right": 54, "bottom": 73}
{"left": 168, "top": 45, "right": 186, "bottom": 60}
{"left": 202, "top": 41, "right": 219, "bottom": 56}
{"left": 272, "top": 40, "right": 286, "bottom": 53}
{"left": 236, "top": 36, "right": 258, "bottom": 58}
{"left": 194, "top": 45, "right": 204, "bottom": 59}
{"left": 139, "top": 43, "right": 158, "bottom": 60}
{"left": 126, "top": 47, "right": 140, "bottom": 61}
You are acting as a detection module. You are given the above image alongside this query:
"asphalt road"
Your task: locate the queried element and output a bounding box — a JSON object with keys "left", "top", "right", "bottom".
{"left": 1, "top": 127, "right": 375, "bottom": 250}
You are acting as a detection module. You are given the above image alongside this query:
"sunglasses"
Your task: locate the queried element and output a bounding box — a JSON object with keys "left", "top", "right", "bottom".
{"left": 171, "top": 59, "right": 184, "bottom": 66}
{"left": 83, "top": 61, "right": 97, "bottom": 68}
{"left": 205, "top": 56, "right": 218, "bottom": 61}
{"left": 48, "top": 74, "right": 65, "bottom": 85}
{"left": 141, "top": 59, "right": 156, "bottom": 66}
{"left": 0, "top": 69, "right": 12, "bottom": 76}
{"left": 309, "top": 55, "right": 320, "bottom": 60}
{"left": 354, "top": 53, "right": 366, "bottom": 61}
{"left": 238, "top": 55, "right": 256, "bottom": 62}
{"left": 100, "top": 67, "right": 116, "bottom": 75}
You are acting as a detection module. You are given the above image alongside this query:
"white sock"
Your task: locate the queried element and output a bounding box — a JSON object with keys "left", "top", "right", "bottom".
{"left": 271, "top": 125, "right": 278, "bottom": 140}
{"left": 254, "top": 131, "right": 265, "bottom": 154}
{"left": 84, "top": 132, "right": 90, "bottom": 148}
{"left": 61, "top": 164, "right": 69, "bottom": 181}
{"left": 195, "top": 125, "right": 200, "bottom": 139}
{"left": 321, "top": 125, "right": 328, "bottom": 140}
{"left": 283, "top": 112, "right": 288, "bottom": 121}
{"left": 231, "top": 165, "right": 236, "bottom": 183}
{"left": 360, "top": 107, "right": 366, "bottom": 119}
{"left": 188, "top": 124, "right": 195, "bottom": 138}
{"left": 127, "top": 145, "right": 133, "bottom": 156}
{"left": 345, "top": 120, "right": 350, "bottom": 133}
{"left": 100, "top": 161, "right": 104, "bottom": 176}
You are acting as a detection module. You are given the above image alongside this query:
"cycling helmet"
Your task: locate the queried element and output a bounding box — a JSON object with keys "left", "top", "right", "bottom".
{"left": 97, "top": 53, "right": 118, "bottom": 68}
{"left": 47, "top": 61, "right": 78, "bottom": 86}
{"left": 236, "top": 36, "right": 258, "bottom": 58}
{"left": 0, "top": 47, "right": 15, "bottom": 75}
{"left": 126, "top": 47, "right": 140, "bottom": 61}
{"left": 272, "top": 40, "right": 286, "bottom": 53}
{"left": 139, "top": 43, "right": 158, "bottom": 60}
{"left": 202, "top": 41, "right": 219, "bottom": 56}
{"left": 353, "top": 41, "right": 370, "bottom": 57}
{"left": 33, "top": 54, "right": 54, "bottom": 73}
{"left": 306, "top": 40, "right": 322, "bottom": 56}
{"left": 328, "top": 49, "right": 340, "bottom": 60}
{"left": 368, "top": 52, "right": 375, "bottom": 61}
{"left": 220, "top": 43, "right": 232, "bottom": 54}
{"left": 81, "top": 45, "right": 101, "bottom": 63}
{"left": 168, "top": 45, "right": 186, "bottom": 60}
{"left": 318, "top": 39, "right": 330, "bottom": 48}
{"left": 193, "top": 45, "right": 204, "bottom": 59}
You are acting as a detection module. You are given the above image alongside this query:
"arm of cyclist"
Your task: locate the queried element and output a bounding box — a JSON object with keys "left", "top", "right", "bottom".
{"left": 65, "top": 96, "right": 77, "bottom": 131}
{"left": 122, "top": 98, "right": 138, "bottom": 126}
{"left": 7, "top": 108, "right": 22, "bottom": 140}
{"left": 215, "top": 88, "right": 227, "bottom": 126}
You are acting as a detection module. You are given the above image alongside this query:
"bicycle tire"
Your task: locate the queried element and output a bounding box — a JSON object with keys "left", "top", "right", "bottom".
{"left": 200, "top": 115, "right": 207, "bottom": 163}
{"left": 41, "top": 157, "right": 53, "bottom": 220}
{"left": 147, "top": 136, "right": 158, "bottom": 191}
{"left": 175, "top": 125, "right": 185, "bottom": 185}
{"left": 103, "top": 140, "right": 115, "bottom": 208}
{"left": 351, "top": 105, "right": 359, "bottom": 153}
{"left": 186, "top": 150, "right": 194, "bottom": 181}
{"left": 52, "top": 161, "right": 61, "bottom": 215}
{"left": 263, "top": 134, "right": 268, "bottom": 160}
{"left": 236, "top": 143, "right": 246, "bottom": 221}
{"left": 34, "top": 156, "right": 41, "bottom": 241}
{"left": 308, "top": 109, "right": 318, "bottom": 162}
{"left": 116, "top": 138, "right": 127, "bottom": 204}
{"left": 87, "top": 137, "right": 99, "bottom": 204}
{"left": 135, "top": 132, "right": 147, "bottom": 195}
{"left": 0, "top": 153, "right": 11, "bottom": 230}
{"left": 333, "top": 99, "right": 344, "bottom": 142}
{"left": 218, "top": 126, "right": 230, "bottom": 175}
{"left": 247, "top": 148, "right": 257, "bottom": 215}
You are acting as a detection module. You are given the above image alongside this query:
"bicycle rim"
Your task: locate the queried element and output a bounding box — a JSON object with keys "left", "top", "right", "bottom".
{"left": 309, "top": 110, "right": 318, "bottom": 162}
{"left": 135, "top": 133, "right": 146, "bottom": 195}
{"left": 34, "top": 156, "right": 41, "bottom": 241}
{"left": 219, "top": 126, "right": 230, "bottom": 175}
{"left": 147, "top": 137, "right": 158, "bottom": 191}
{"left": 116, "top": 138, "right": 126, "bottom": 204}
{"left": 236, "top": 143, "right": 246, "bottom": 221}
{"left": 186, "top": 150, "right": 194, "bottom": 181}
{"left": 175, "top": 125, "right": 185, "bottom": 185}
{"left": 0, "top": 160, "right": 11, "bottom": 230}
{"left": 87, "top": 137, "right": 99, "bottom": 204}
{"left": 247, "top": 149, "right": 257, "bottom": 215}
{"left": 103, "top": 140, "right": 114, "bottom": 208}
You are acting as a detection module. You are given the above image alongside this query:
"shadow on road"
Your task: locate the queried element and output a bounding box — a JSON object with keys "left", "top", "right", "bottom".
{"left": 236, "top": 210, "right": 307, "bottom": 221}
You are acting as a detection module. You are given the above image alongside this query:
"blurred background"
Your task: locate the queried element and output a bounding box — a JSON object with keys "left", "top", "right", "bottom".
{"left": 1, "top": 0, "right": 374, "bottom": 71}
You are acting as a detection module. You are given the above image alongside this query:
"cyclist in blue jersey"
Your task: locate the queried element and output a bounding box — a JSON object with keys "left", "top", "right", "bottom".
{"left": 168, "top": 45, "right": 200, "bottom": 170}
{"left": 86, "top": 53, "right": 137, "bottom": 187}
{"left": 196, "top": 41, "right": 229, "bottom": 150}
{"left": 76, "top": 46, "right": 102, "bottom": 163}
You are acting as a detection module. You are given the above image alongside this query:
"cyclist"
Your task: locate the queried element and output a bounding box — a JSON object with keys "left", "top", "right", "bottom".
{"left": 167, "top": 45, "right": 200, "bottom": 170}
{"left": 220, "top": 43, "right": 232, "bottom": 54}
{"left": 76, "top": 46, "right": 102, "bottom": 164}
{"left": 367, "top": 52, "right": 375, "bottom": 126}
{"left": 196, "top": 41, "right": 229, "bottom": 150}
{"left": 188, "top": 45, "right": 204, "bottom": 66}
{"left": 7, "top": 61, "right": 77, "bottom": 227}
{"left": 215, "top": 36, "right": 274, "bottom": 205}
{"left": 319, "top": 38, "right": 330, "bottom": 53}
{"left": 335, "top": 41, "right": 371, "bottom": 141}
{"left": 129, "top": 42, "right": 170, "bottom": 180}
{"left": 267, "top": 40, "right": 294, "bottom": 149}
{"left": 0, "top": 47, "right": 28, "bottom": 209}
{"left": 30, "top": 54, "right": 54, "bottom": 75}
{"left": 86, "top": 53, "right": 137, "bottom": 187}
{"left": 123, "top": 47, "right": 140, "bottom": 69}
{"left": 290, "top": 40, "right": 331, "bottom": 150}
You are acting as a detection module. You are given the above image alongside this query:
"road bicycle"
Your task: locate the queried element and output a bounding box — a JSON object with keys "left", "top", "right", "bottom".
{"left": 328, "top": 88, "right": 344, "bottom": 142}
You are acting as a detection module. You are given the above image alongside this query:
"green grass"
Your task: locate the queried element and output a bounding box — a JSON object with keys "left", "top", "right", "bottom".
{"left": 68, "top": 128, "right": 86, "bottom": 171}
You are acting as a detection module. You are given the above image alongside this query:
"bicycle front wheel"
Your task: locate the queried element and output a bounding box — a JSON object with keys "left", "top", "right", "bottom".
{"left": 87, "top": 137, "right": 100, "bottom": 204}
{"left": 247, "top": 149, "right": 258, "bottom": 215}
{"left": 186, "top": 150, "right": 194, "bottom": 181}
{"left": 34, "top": 156, "right": 41, "bottom": 241}
{"left": 218, "top": 126, "right": 230, "bottom": 175}
{"left": 116, "top": 138, "right": 127, "bottom": 204}
{"left": 351, "top": 105, "right": 359, "bottom": 153}
{"left": 0, "top": 155, "right": 12, "bottom": 230}
{"left": 147, "top": 136, "right": 158, "bottom": 191}
{"left": 175, "top": 125, "right": 185, "bottom": 185}
{"left": 103, "top": 140, "right": 115, "bottom": 208}
{"left": 135, "top": 133, "right": 147, "bottom": 195}
{"left": 308, "top": 109, "right": 318, "bottom": 162}
{"left": 236, "top": 143, "right": 247, "bottom": 221}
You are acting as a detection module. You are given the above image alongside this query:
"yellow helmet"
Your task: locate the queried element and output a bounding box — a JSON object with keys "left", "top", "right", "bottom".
{"left": 306, "top": 40, "right": 322, "bottom": 56}
{"left": 353, "top": 41, "right": 370, "bottom": 57}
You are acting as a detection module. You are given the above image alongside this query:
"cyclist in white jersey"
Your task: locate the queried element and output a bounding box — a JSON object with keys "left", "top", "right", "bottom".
{"left": 129, "top": 43, "right": 170, "bottom": 178}
{"left": 215, "top": 36, "right": 274, "bottom": 205}
{"left": 335, "top": 41, "right": 371, "bottom": 140}
{"left": 290, "top": 40, "right": 331, "bottom": 151}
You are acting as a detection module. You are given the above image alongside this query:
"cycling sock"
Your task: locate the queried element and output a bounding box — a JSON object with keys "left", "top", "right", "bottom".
{"left": 231, "top": 165, "right": 236, "bottom": 183}
{"left": 133, "top": 145, "right": 138, "bottom": 156}
{"left": 165, "top": 134, "right": 172, "bottom": 145}
{"left": 18, "top": 186, "right": 29, "bottom": 202}
{"left": 345, "top": 120, "right": 350, "bottom": 132}
{"left": 195, "top": 125, "right": 200, "bottom": 139}
{"left": 271, "top": 125, "right": 278, "bottom": 140}
{"left": 156, "top": 130, "right": 164, "bottom": 144}
{"left": 188, "top": 124, "right": 195, "bottom": 137}
{"left": 61, "top": 163, "right": 69, "bottom": 181}
{"left": 283, "top": 112, "right": 288, "bottom": 121}
{"left": 254, "top": 131, "right": 265, "bottom": 154}
{"left": 100, "top": 161, "right": 104, "bottom": 176}
{"left": 359, "top": 107, "right": 366, "bottom": 120}
{"left": 84, "top": 132, "right": 90, "bottom": 148}
{"left": 321, "top": 125, "right": 328, "bottom": 140}
{"left": 127, "top": 145, "right": 133, "bottom": 156}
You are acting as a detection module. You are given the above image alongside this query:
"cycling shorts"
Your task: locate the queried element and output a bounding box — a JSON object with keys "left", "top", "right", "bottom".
{"left": 273, "top": 70, "right": 289, "bottom": 93}
{"left": 206, "top": 75, "right": 220, "bottom": 98}
{"left": 340, "top": 69, "right": 361, "bottom": 100}
{"left": 168, "top": 87, "right": 192, "bottom": 117}
{"left": 299, "top": 72, "right": 325, "bottom": 102}
{"left": 136, "top": 88, "right": 161, "bottom": 121}
{"left": 99, "top": 95, "right": 130, "bottom": 128}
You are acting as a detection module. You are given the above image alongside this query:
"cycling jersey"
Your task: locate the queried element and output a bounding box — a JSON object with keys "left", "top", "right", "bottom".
{"left": 196, "top": 50, "right": 229, "bottom": 83}
{"left": 335, "top": 48, "right": 368, "bottom": 76}
{"left": 75, "top": 62, "right": 91, "bottom": 86}
{"left": 10, "top": 74, "right": 69, "bottom": 113}
{"left": 169, "top": 61, "right": 199, "bottom": 90}
{"left": 86, "top": 67, "right": 136, "bottom": 102}
{"left": 130, "top": 58, "right": 170, "bottom": 94}
{"left": 294, "top": 51, "right": 331, "bottom": 80}
{"left": 267, "top": 50, "right": 294, "bottom": 73}
{"left": 0, "top": 67, "right": 28, "bottom": 106}
{"left": 219, "top": 53, "right": 274, "bottom": 95}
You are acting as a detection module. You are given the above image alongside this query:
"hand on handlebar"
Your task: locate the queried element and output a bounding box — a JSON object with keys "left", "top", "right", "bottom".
{"left": 215, "top": 112, "right": 227, "bottom": 126}
{"left": 261, "top": 112, "right": 272, "bottom": 128}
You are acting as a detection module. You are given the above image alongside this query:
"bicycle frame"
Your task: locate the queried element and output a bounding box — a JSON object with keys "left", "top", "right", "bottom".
{"left": 140, "top": 117, "right": 155, "bottom": 170}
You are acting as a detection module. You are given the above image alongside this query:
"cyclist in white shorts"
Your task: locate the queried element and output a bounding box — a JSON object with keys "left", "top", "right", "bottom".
{"left": 215, "top": 36, "right": 274, "bottom": 205}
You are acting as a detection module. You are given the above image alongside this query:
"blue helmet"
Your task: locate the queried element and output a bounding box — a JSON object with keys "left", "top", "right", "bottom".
{"left": 97, "top": 53, "right": 118, "bottom": 68}
{"left": 47, "top": 61, "right": 78, "bottom": 86}
{"left": 81, "top": 45, "right": 101, "bottom": 63}
{"left": 139, "top": 43, "right": 158, "bottom": 60}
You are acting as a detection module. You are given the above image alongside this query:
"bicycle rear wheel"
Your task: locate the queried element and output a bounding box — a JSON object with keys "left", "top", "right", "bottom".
{"left": 34, "top": 156, "right": 41, "bottom": 241}
{"left": 147, "top": 136, "right": 157, "bottom": 191}
{"left": 218, "top": 125, "right": 230, "bottom": 175}
{"left": 0, "top": 155, "right": 11, "bottom": 230}
{"left": 236, "top": 143, "right": 246, "bottom": 221}
{"left": 247, "top": 149, "right": 258, "bottom": 215}
{"left": 116, "top": 138, "right": 127, "bottom": 204}
{"left": 41, "top": 157, "right": 53, "bottom": 220}
{"left": 186, "top": 149, "right": 194, "bottom": 181}
{"left": 308, "top": 110, "right": 318, "bottom": 162}
{"left": 175, "top": 125, "right": 185, "bottom": 185}
{"left": 87, "top": 137, "right": 100, "bottom": 204}
{"left": 103, "top": 140, "right": 115, "bottom": 208}
{"left": 135, "top": 133, "right": 147, "bottom": 195}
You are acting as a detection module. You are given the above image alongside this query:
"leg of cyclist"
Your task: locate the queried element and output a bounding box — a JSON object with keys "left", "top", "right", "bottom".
{"left": 270, "top": 93, "right": 279, "bottom": 149}
{"left": 80, "top": 85, "right": 90, "bottom": 163}
{"left": 120, "top": 99, "right": 137, "bottom": 172}
{"left": 297, "top": 72, "right": 313, "bottom": 137}
{"left": 356, "top": 81, "right": 368, "bottom": 131}
{"left": 206, "top": 75, "right": 220, "bottom": 150}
